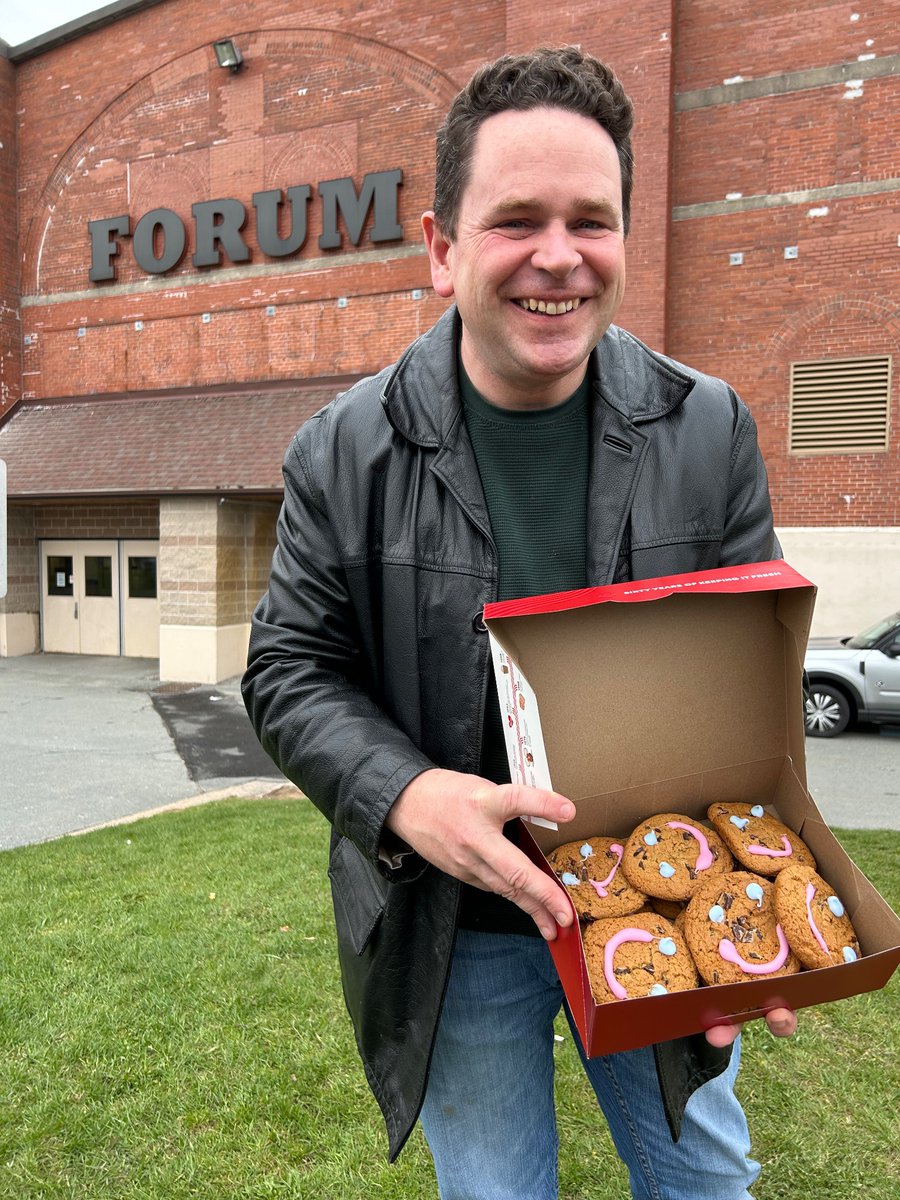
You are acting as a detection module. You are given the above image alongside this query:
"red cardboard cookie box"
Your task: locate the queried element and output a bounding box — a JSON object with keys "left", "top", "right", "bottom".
{"left": 484, "top": 561, "right": 900, "bottom": 1056}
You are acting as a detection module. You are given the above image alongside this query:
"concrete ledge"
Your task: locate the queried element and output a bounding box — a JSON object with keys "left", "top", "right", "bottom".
{"left": 67, "top": 779, "right": 305, "bottom": 838}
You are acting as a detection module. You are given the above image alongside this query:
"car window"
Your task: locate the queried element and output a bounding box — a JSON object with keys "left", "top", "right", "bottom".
{"left": 846, "top": 611, "right": 900, "bottom": 649}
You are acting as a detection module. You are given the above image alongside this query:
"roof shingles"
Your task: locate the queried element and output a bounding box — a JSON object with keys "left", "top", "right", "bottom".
{"left": 0, "top": 387, "right": 342, "bottom": 498}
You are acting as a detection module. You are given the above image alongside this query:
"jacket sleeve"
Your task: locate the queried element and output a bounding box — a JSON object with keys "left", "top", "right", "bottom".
{"left": 721, "top": 393, "right": 782, "bottom": 567}
{"left": 242, "top": 429, "right": 432, "bottom": 879}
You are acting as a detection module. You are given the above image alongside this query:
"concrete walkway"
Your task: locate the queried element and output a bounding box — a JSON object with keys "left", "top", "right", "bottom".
{"left": 0, "top": 653, "right": 292, "bottom": 850}
{"left": 1, "top": 652, "right": 897, "bottom": 852}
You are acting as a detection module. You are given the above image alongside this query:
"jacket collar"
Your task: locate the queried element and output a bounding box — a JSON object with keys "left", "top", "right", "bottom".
{"left": 380, "top": 304, "right": 697, "bottom": 446}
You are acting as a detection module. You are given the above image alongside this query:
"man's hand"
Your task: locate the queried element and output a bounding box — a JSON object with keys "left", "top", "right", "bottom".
{"left": 386, "top": 767, "right": 576, "bottom": 940}
{"left": 705, "top": 1006, "right": 798, "bottom": 1048}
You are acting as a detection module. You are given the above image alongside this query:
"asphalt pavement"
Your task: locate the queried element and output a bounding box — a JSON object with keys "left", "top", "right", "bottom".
{"left": 0, "top": 653, "right": 898, "bottom": 851}
{"left": 0, "top": 653, "right": 290, "bottom": 851}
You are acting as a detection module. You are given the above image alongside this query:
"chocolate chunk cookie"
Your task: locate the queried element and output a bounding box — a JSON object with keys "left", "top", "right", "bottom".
{"left": 583, "top": 913, "right": 699, "bottom": 1004}
{"left": 547, "top": 836, "right": 646, "bottom": 922}
{"left": 707, "top": 802, "right": 816, "bottom": 877}
{"left": 620, "top": 812, "right": 734, "bottom": 901}
{"left": 684, "top": 870, "right": 802, "bottom": 986}
{"left": 775, "top": 863, "right": 861, "bottom": 969}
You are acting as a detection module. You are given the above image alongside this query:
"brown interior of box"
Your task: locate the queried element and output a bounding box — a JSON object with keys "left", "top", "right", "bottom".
{"left": 489, "top": 589, "right": 811, "bottom": 804}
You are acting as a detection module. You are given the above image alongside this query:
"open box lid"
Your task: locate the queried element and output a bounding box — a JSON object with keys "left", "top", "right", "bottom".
{"left": 483, "top": 561, "right": 816, "bottom": 804}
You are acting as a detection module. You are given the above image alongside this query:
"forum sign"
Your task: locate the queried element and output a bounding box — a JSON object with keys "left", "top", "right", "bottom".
{"left": 88, "top": 168, "right": 403, "bottom": 282}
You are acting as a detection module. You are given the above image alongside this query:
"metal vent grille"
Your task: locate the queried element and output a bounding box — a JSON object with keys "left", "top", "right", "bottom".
{"left": 789, "top": 356, "right": 891, "bottom": 454}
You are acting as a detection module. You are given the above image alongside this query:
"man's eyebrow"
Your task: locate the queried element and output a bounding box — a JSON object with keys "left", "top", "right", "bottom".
{"left": 488, "top": 197, "right": 622, "bottom": 222}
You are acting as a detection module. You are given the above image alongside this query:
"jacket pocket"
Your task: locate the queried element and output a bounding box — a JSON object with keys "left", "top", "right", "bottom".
{"left": 328, "top": 835, "right": 390, "bottom": 956}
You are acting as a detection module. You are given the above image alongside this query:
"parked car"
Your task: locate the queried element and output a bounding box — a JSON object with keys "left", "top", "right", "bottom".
{"left": 804, "top": 610, "right": 900, "bottom": 736}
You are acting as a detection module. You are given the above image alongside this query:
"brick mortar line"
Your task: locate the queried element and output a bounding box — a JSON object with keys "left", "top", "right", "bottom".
{"left": 676, "top": 53, "right": 900, "bottom": 111}
{"left": 673, "top": 177, "right": 900, "bottom": 221}
{"left": 22, "top": 243, "right": 429, "bottom": 308}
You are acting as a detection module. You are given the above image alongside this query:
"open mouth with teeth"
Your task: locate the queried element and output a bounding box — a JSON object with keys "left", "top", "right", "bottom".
{"left": 515, "top": 298, "right": 582, "bottom": 315}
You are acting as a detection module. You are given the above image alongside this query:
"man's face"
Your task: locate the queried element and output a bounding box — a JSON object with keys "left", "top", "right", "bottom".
{"left": 423, "top": 106, "right": 627, "bottom": 410}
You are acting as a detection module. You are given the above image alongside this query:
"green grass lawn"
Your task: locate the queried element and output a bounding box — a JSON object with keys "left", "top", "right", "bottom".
{"left": 0, "top": 799, "right": 897, "bottom": 1199}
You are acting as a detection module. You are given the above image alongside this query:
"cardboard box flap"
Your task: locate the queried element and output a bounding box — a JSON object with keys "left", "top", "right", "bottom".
{"left": 485, "top": 562, "right": 815, "bottom": 802}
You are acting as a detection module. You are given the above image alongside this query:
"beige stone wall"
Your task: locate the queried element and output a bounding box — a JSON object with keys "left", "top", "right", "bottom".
{"left": 1, "top": 505, "right": 38, "bottom": 614}
{"left": 1, "top": 506, "right": 41, "bottom": 654}
{"left": 34, "top": 502, "right": 159, "bottom": 539}
{"left": 776, "top": 527, "right": 900, "bottom": 636}
{"left": 158, "top": 495, "right": 279, "bottom": 681}
{"left": 160, "top": 496, "right": 279, "bottom": 629}
{"left": 217, "top": 499, "right": 280, "bottom": 627}
{"left": 159, "top": 496, "right": 219, "bottom": 627}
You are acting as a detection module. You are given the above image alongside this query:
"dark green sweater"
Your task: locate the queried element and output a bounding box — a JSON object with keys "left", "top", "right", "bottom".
{"left": 458, "top": 365, "right": 590, "bottom": 932}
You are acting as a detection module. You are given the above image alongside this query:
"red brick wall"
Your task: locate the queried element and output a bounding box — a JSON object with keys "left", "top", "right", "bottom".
{"left": 12, "top": 0, "right": 671, "bottom": 406}
{"left": 6, "top": 0, "right": 898, "bottom": 530}
{"left": 673, "top": 1, "right": 899, "bottom": 90}
{"left": 668, "top": 2, "right": 899, "bottom": 528}
{"left": 0, "top": 55, "right": 19, "bottom": 416}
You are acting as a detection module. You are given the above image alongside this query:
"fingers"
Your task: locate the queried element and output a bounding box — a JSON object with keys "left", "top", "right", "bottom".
{"left": 385, "top": 769, "right": 576, "bottom": 938}
{"left": 496, "top": 782, "right": 576, "bottom": 827}
{"left": 705, "top": 1022, "right": 741, "bottom": 1048}
{"left": 469, "top": 829, "right": 576, "bottom": 940}
{"left": 705, "top": 1006, "right": 798, "bottom": 1048}
{"left": 764, "top": 1007, "right": 797, "bottom": 1038}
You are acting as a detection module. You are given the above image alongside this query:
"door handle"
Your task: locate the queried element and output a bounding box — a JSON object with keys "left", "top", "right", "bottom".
{"left": 74, "top": 601, "right": 78, "bottom": 620}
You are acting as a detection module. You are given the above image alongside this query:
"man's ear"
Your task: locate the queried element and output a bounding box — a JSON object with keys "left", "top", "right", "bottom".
{"left": 422, "top": 211, "right": 455, "bottom": 299}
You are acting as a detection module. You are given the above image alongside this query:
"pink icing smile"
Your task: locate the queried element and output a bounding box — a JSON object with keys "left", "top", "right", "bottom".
{"left": 805, "top": 881, "right": 831, "bottom": 956}
{"left": 589, "top": 844, "right": 624, "bottom": 898}
{"left": 604, "top": 928, "right": 653, "bottom": 999}
{"left": 747, "top": 835, "right": 793, "bottom": 859}
{"left": 666, "top": 821, "right": 714, "bottom": 870}
{"left": 719, "top": 925, "right": 790, "bottom": 975}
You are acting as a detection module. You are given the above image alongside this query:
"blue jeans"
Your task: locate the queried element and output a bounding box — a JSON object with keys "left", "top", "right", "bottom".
{"left": 419, "top": 930, "right": 760, "bottom": 1200}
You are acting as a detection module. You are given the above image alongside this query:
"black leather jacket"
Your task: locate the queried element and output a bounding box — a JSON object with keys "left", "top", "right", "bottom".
{"left": 242, "top": 306, "right": 779, "bottom": 1160}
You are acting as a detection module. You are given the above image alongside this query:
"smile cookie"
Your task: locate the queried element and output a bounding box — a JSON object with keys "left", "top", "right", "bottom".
{"left": 707, "top": 802, "right": 816, "bottom": 877}
{"left": 583, "top": 913, "right": 699, "bottom": 1004}
{"left": 683, "top": 870, "right": 802, "bottom": 986}
{"left": 774, "top": 863, "right": 861, "bottom": 970}
{"left": 620, "top": 812, "right": 734, "bottom": 901}
{"left": 547, "top": 836, "right": 646, "bottom": 922}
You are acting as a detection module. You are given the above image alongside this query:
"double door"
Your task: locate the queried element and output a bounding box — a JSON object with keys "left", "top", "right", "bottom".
{"left": 41, "top": 539, "right": 159, "bottom": 657}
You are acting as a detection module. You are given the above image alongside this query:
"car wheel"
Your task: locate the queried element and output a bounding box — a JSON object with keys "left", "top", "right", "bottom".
{"left": 805, "top": 684, "right": 851, "bottom": 737}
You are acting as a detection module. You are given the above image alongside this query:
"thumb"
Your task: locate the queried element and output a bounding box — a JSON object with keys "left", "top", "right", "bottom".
{"left": 500, "top": 784, "right": 576, "bottom": 826}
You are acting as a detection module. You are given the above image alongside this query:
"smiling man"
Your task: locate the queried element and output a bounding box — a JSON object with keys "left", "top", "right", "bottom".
{"left": 243, "top": 46, "right": 792, "bottom": 1200}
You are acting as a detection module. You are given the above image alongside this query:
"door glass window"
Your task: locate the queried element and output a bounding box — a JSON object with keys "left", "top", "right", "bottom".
{"left": 128, "top": 556, "right": 158, "bottom": 599}
{"left": 47, "top": 555, "right": 74, "bottom": 596}
{"left": 85, "top": 556, "right": 113, "bottom": 597}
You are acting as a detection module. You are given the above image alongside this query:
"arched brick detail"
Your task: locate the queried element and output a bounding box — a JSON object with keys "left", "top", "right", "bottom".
{"left": 22, "top": 30, "right": 458, "bottom": 295}
{"left": 765, "top": 295, "right": 900, "bottom": 358}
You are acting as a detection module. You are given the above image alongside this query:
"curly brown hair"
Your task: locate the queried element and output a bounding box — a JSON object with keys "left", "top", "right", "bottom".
{"left": 433, "top": 46, "right": 635, "bottom": 241}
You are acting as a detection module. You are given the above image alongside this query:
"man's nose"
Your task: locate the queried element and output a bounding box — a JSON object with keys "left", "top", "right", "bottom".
{"left": 530, "top": 223, "right": 582, "bottom": 276}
